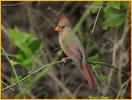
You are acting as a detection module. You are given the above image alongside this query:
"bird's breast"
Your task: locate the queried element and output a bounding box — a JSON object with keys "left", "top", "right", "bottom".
{"left": 59, "top": 33, "right": 73, "bottom": 54}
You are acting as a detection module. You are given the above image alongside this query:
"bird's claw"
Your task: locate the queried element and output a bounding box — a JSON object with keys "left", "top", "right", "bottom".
{"left": 62, "top": 57, "right": 70, "bottom": 63}
{"left": 62, "top": 58, "right": 66, "bottom": 63}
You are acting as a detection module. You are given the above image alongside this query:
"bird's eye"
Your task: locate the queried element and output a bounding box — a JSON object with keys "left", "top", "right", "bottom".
{"left": 62, "top": 26, "right": 65, "bottom": 29}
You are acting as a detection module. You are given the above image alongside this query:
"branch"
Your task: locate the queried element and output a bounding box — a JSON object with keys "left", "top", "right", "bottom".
{"left": 2, "top": 58, "right": 66, "bottom": 92}
{"left": 2, "top": 56, "right": 129, "bottom": 92}
{"left": 88, "top": 60, "right": 117, "bottom": 69}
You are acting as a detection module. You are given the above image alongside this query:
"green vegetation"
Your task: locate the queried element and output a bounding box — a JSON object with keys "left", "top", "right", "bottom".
{"left": 2, "top": 1, "right": 130, "bottom": 99}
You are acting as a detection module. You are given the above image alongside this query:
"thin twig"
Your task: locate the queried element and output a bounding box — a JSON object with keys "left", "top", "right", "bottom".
{"left": 1, "top": 53, "right": 16, "bottom": 57}
{"left": 116, "top": 77, "right": 130, "bottom": 98}
{"left": 92, "top": 1, "right": 103, "bottom": 35}
{"left": 2, "top": 25, "right": 10, "bottom": 37}
{"left": 88, "top": 60, "right": 117, "bottom": 69}
{"left": 72, "top": 4, "right": 92, "bottom": 33}
{"left": 2, "top": 81, "right": 15, "bottom": 91}
{"left": 2, "top": 55, "right": 128, "bottom": 92}
{"left": 2, "top": 47, "right": 25, "bottom": 98}
{"left": 2, "top": 58, "right": 67, "bottom": 92}
{"left": 2, "top": 2, "right": 30, "bottom": 7}
{"left": 102, "top": 4, "right": 130, "bottom": 96}
{"left": 35, "top": 55, "right": 75, "bottom": 98}
{"left": 48, "top": 72, "right": 75, "bottom": 98}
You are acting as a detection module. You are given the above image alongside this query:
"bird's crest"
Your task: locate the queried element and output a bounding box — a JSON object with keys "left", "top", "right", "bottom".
{"left": 60, "top": 14, "right": 65, "bottom": 20}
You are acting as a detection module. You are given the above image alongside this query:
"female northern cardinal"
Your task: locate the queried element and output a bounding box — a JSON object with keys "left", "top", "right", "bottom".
{"left": 54, "top": 14, "right": 95, "bottom": 89}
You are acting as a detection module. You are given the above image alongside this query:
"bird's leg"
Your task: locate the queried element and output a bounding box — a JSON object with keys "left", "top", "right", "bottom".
{"left": 61, "top": 57, "right": 70, "bottom": 63}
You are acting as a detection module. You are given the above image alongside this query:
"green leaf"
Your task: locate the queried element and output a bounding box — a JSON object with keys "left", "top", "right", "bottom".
{"left": 102, "top": 11, "right": 125, "bottom": 30}
{"left": 89, "top": 53, "right": 100, "bottom": 62}
{"left": 27, "top": 38, "right": 42, "bottom": 53}
{"left": 16, "top": 50, "right": 33, "bottom": 68}
{"left": 88, "top": 53, "right": 101, "bottom": 69}
{"left": 101, "top": 2, "right": 126, "bottom": 30}
{"left": 9, "top": 27, "right": 24, "bottom": 48}
{"left": 89, "top": 2, "right": 101, "bottom": 13}
{"left": 106, "top": 2, "right": 122, "bottom": 10}
{"left": 9, "top": 27, "right": 43, "bottom": 69}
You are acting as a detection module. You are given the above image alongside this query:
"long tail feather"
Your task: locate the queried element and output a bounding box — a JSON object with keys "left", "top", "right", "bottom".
{"left": 82, "top": 62, "right": 95, "bottom": 89}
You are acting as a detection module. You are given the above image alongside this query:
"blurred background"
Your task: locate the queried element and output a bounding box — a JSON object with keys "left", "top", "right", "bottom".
{"left": 1, "top": 1, "right": 130, "bottom": 99}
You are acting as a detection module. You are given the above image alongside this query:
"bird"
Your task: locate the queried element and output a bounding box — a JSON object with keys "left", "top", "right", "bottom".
{"left": 54, "top": 14, "right": 95, "bottom": 89}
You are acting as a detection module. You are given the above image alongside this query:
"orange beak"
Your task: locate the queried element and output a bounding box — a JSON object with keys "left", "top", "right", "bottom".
{"left": 54, "top": 26, "right": 62, "bottom": 32}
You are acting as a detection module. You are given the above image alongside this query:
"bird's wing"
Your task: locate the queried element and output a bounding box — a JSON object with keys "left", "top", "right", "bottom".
{"left": 65, "top": 43, "right": 83, "bottom": 63}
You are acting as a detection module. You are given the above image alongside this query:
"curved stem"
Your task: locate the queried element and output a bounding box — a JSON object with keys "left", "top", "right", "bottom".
{"left": 2, "top": 47, "right": 25, "bottom": 98}
{"left": 88, "top": 61, "right": 117, "bottom": 69}
{"left": 2, "top": 59, "right": 64, "bottom": 92}
{"left": 2, "top": 57, "right": 128, "bottom": 92}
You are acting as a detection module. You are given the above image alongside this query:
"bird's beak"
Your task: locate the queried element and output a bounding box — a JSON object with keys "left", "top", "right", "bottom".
{"left": 54, "top": 26, "right": 62, "bottom": 32}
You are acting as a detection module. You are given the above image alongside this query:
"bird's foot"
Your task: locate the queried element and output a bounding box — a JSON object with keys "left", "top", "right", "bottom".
{"left": 62, "top": 57, "right": 70, "bottom": 63}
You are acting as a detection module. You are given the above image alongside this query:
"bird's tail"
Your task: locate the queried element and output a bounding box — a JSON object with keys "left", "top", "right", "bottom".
{"left": 82, "top": 59, "right": 95, "bottom": 89}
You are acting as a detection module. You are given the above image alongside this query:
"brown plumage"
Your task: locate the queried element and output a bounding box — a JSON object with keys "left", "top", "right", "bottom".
{"left": 55, "top": 14, "right": 95, "bottom": 89}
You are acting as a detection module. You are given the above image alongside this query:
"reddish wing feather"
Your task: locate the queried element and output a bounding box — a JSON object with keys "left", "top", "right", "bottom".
{"left": 65, "top": 44, "right": 82, "bottom": 63}
{"left": 65, "top": 44, "right": 95, "bottom": 89}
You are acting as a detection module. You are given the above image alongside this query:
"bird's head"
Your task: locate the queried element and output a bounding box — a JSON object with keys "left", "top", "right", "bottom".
{"left": 54, "top": 14, "right": 71, "bottom": 33}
